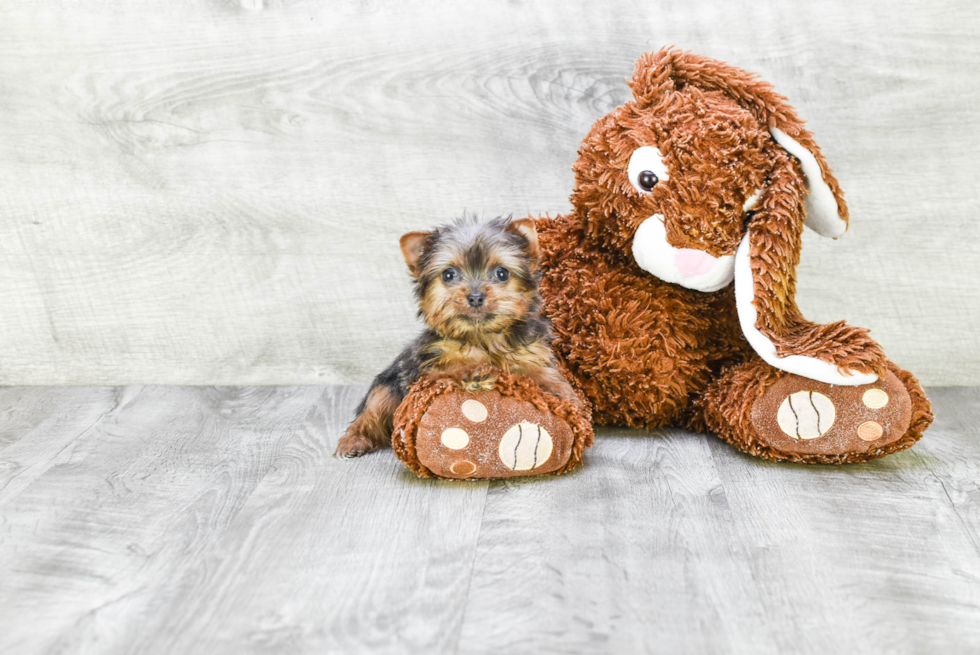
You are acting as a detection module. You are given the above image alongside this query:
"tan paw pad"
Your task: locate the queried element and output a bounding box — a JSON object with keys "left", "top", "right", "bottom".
{"left": 857, "top": 421, "right": 884, "bottom": 441}
{"left": 450, "top": 460, "right": 476, "bottom": 476}
{"left": 461, "top": 399, "right": 488, "bottom": 423}
{"left": 862, "top": 389, "right": 889, "bottom": 409}
{"left": 776, "top": 391, "right": 836, "bottom": 440}
{"left": 440, "top": 427, "right": 470, "bottom": 450}
{"left": 498, "top": 421, "right": 553, "bottom": 470}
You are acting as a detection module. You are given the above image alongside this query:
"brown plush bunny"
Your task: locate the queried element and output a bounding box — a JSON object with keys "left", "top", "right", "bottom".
{"left": 535, "top": 47, "right": 933, "bottom": 463}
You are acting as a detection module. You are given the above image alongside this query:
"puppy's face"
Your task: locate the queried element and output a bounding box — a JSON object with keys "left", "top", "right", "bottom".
{"left": 400, "top": 217, "right": 540, "bottom": 339}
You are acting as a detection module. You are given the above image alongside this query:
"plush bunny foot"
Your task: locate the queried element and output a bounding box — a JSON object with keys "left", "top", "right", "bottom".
{"left": 409, "top": 391, "right": 573, "bottom": 479}
{"left": 392, "top": 376, "right": 593, "bottom": 479}
{"left": 700, "top": 358, "right": 933, "bottom": 464}
{"left": 751, "top": 370, "right": 913, "bottom": 459}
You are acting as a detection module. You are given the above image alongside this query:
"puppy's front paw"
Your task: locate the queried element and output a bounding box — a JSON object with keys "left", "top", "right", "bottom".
{"left": 335, "top": 431, "right": 379, "bottom": 458}
{"left": 458, "top": 372, "right": 497, "bottom": 392}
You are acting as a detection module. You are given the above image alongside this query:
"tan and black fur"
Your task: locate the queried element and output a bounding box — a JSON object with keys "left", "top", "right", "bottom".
{"left": 335, "top": 215, "right": 578, "bottom": 458}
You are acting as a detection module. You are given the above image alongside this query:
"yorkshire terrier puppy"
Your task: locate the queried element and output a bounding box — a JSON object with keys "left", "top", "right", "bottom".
{"left": 335, "top": 215, "right": 580, "bottom": 458}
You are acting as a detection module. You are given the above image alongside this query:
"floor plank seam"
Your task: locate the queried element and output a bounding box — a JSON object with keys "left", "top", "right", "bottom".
{"left": 933, "top": 472, "right": 980, "bottom": 558}
{"left": 0, "top": 391, "right": 129, "bottom": 508}
{"left": 449, "top": 480, "right": 493, "bottom": 655}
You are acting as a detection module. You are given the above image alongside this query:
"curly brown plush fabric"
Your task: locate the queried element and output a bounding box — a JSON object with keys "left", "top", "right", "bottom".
{"left": 534, "top": 47, "right": 933, "bottom": 463}
{"left": 392, "top": 374, "right": 594, "bottom": 479}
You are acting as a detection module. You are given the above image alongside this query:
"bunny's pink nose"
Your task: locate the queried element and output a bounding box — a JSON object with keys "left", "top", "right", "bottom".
{"left": 675, "top": 248, "right": 715, "bottom": 277}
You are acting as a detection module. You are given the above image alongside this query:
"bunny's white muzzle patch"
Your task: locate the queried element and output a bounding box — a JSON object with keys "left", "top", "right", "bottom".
{"left": 631, "top": 215, "right": 735, "bottom": 293}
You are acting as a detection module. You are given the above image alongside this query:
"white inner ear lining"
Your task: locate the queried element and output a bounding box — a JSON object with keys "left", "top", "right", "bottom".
{"left": 769, "top": 127, "right": 847, "bottom": 239}
{"left": 734, "top": 232, "right": 878, "bottom": 386}
{"left": 743, "top": 189, "right": 763, "bottom": 212}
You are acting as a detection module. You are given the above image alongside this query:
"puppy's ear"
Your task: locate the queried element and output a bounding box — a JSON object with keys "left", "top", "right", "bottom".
{"left": 399, "top": 231, "right": 431, "bottom": 277}
{"left": 630, "top": 47, "right": 848, "bottom": 238}
{"left": 505, "top": 218, "right": 539, "bottom": 259}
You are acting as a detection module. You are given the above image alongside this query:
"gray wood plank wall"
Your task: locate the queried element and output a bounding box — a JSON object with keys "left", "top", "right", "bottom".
{"left": 1, "top": 0, "right": 978, "bottom": 385}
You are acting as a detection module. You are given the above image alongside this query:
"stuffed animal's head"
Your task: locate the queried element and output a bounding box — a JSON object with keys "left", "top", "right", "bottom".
{"left": 570, "top": 47, "right": 847, "bottom": 293}
{"left": 568, "top": 48, "right": 882, "bottom": 387}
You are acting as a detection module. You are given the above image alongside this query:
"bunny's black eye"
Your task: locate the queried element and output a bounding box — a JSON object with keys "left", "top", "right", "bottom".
{"left": 627, "top": 147, "right": 669, "bottom": 194}
{"left": 638, "top": 170, "right": 659, "bottom": 192}
{"left": 493, "top": 266, "right": 510, "bottom": 282}
{"left": 441, "top": 267, "right": 459, "bottom": 284}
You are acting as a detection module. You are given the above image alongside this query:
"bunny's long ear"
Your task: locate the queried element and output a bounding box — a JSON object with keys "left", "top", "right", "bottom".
{"left": 734, "top": 154, "right": 884, "bottom": 384}
{"left": 632, "top": 48, "right": 886, "bottom": 384}
{"left": 630, "top": 47, "right": 848, "bottom": 238}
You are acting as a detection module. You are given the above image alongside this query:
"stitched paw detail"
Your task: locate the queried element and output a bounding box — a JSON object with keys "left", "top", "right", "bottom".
{"left": 498, "top": 421, "right": 553, "bottom": 471}
{"left": 413, "top": 391, "right": 575, "bottom": 479}
{"left": 776, "top": 391, "right": 836, "bottom": 439}
{"left": 751, "top": 371, "right": 911, "bottom": 457}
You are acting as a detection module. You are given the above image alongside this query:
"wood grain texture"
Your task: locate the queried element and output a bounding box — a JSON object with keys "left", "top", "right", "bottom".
{"left": 0, "top": 0, "right": 978, "bottom": 385}
{"left": 0, "top": 385, "right": 977, "bottom": 654}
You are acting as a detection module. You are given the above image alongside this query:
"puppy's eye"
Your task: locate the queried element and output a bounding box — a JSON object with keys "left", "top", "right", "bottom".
{"left": 493, "top": 266, "right": 510, "bottom": 282}
{"left": 627, "top": 146, "right": 670, "bottom": 194}
{"left": 441, "top": 267, "right": 459, "bottom": 284}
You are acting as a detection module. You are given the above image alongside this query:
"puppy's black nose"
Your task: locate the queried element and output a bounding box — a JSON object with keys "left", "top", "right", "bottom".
{"left": 467, "top": 291, "right": 486, "bottom": 308}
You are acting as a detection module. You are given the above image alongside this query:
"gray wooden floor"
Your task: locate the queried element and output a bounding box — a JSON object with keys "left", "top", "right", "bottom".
{"left": 0, "top": 386, "right": 977, "bottom": 654}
